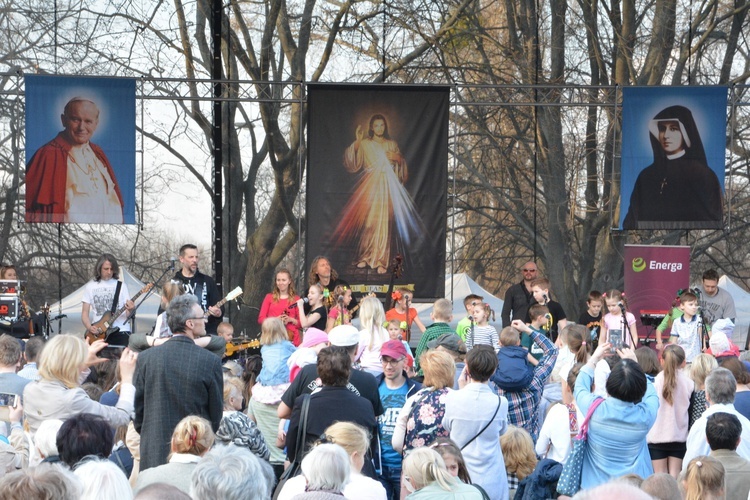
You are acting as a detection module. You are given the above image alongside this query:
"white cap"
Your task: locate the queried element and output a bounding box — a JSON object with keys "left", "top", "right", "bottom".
{"left": 328, "top": 325, "right": 360, "bottom": 347}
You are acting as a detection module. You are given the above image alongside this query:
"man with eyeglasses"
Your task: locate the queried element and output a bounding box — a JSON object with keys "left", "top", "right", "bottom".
{"left": 501, "top": 262, "right": 538, "bottom": 328}
{"left": 375, "top": 340, "right": 422, "bottom": 499}
{"left": 134, "top": 294, "right": 223, "bottom": 471}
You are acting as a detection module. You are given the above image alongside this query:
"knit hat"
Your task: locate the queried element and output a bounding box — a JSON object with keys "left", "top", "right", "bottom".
{"left": 301, "top": 328, "right": 329, "bottom": 348}
{"left": 709, "top": 331, "right": 731, "bottom": 356}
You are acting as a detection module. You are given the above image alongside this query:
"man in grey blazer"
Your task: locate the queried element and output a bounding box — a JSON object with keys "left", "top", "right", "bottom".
{"left": 134, "top": 294, "right": 223, "bottom": 471}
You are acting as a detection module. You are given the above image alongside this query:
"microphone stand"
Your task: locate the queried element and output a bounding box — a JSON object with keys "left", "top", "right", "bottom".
{"left": 405, "top": 295, "right": 412, "bottom": 343}
{"left": 698, "top": 306, "right": 710, "bottom": 352}
{"left": 469, "top": 315, "right": 475, "bottom": 350}
{"left": 132, "top": 260, "right": 176, "bottom": 332}
{"left": 620, "top": 304, "right": 637, "bottom": 348}
{"left": 338, "top": 297, "right": 345, "bottom": 326}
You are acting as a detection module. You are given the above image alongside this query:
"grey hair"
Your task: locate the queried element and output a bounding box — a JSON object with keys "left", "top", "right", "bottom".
{"left": 35, "top": 419, "right": 64, "bottom": 459}
{"left": 705, "top": 367, "right": 736, "bottom": 405}
{"left": 166, "top": 294, "right": 199, "bottom": 334}
{"left": 191, "top": 445, "right": 274, "bottom": 500}
{"left": 0, "top": 464, "right": 82, "bottom": 500}
{"left": 73, "top": 458, "right": 132, "bottom": 500}
{"left": 300, "top": 443, "right": 350, "bottom": 492}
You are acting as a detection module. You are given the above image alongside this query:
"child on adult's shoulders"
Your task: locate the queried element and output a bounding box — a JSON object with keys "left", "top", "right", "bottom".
{"left": 491, "top": 324, "right": 534, "bottom": 392}
{"left": 528, "top": 277, "right": 567, "bottom": 341}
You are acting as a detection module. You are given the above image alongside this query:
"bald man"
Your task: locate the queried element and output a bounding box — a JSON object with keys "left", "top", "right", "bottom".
{"left": 501, "top": 261, "right": 538, "bottom": 327}
{"left": 26, "top": 97, "right": 124, "bottom": 223}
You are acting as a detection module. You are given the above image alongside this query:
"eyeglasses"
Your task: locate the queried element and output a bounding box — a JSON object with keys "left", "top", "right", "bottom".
{"left": 188, "top": 316, "right": 207, "bottom": 322}
{"left": 381, "top": 357, "right": 406, "bottom": 366}
{"left": 522, "top": 268, "right": 537, "bottom": 273}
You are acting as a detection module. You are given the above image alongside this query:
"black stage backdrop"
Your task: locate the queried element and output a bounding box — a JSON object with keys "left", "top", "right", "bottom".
{"left": 306, "top": 85, "right": 448, "bottom": 300}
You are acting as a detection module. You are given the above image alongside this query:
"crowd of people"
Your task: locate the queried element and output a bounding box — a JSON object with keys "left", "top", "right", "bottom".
{"left": 0, "top": 255, "right": 748, "bottom": 499}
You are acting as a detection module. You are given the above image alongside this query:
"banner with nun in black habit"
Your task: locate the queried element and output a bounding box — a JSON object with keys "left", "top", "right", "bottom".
{"left": 620, "top": 87, "right": 727, "bottom": 230}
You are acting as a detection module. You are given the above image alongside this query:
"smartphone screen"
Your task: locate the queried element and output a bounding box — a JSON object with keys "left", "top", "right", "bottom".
{"left": 0, "top": 392, "right": 18, "bottom": 407}
{"left": 609, "top": 329, "right": 623, "bottom": 350}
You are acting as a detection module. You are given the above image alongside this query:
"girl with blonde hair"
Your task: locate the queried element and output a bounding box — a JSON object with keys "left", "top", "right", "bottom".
{"left": 501, "top": 426, "right": 537, "bottom": 498}
{"left": 688, "top": 353, "right": 717, "bottom": 428}
{"left": 357, "top": 296, "right": 389, "bottom": 376}
{"left": 23, "top": 335, "right": 137, "bottom": 437}
{"left": 682, "top": 455, "right": 725, "bottom": 500}
{"left": 134, "top": 416, "right": 215, "bottom": 495}
{"left": 401, "top": 447, "right": 482, "bottom": 498}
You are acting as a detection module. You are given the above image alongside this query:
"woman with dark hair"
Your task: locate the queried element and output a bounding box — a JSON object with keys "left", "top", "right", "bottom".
{"left": 623, "top": 105, "right": 722, "bottom": 229}
{"left": 574, "top": 341, "right": 658, "bottom": 491}
{"left": 718, "top": 356, "right": 750, "bottom": 420}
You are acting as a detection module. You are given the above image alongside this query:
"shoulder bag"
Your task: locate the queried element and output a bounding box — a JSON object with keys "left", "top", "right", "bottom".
{"left": 272, "top": 394, "right": 311, "bottom": 500}
{"left": 556, "top": 397, "right": 604, "bottom": 496}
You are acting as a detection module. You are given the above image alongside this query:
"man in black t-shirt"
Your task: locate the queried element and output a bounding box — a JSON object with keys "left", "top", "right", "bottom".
{"left": 173, "top": 244, "right": 223, "bottom": 334}
{"left": 278, "top": 324, "right": 383, "bottom": 419}
{"left": 525, "top": 277, "right": 567, "bottom": 342}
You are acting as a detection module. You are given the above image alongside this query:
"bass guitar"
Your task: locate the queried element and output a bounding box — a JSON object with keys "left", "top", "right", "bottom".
{"left": 85, "top": 283, "right": 154, "bottom": 344}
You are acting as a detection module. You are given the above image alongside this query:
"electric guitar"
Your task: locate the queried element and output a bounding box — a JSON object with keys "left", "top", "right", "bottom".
{"left": 86, "top": 283, "right": 154, "bottom": 344}
{"left": 212, "top": 287, "right": 243, "bottom": 312}
{"left": 224, "top": 337, "right": 260, "bottom": 357}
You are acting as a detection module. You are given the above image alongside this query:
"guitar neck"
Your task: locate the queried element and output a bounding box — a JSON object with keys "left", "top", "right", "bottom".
{"left": 110, "top": 286, "right": 149, "bottom": 321}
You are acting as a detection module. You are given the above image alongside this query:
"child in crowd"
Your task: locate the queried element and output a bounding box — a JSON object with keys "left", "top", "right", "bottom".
{"left": 529, "top": 278, "right": 567, "bottom": 341}
{"left": 688, "top": 354, "right": 717, "bottom": 428}
{"left": 467, "top": 302, "right": 499, "bottom": 352}
{"left": 429, "top": 438, "right": 474, "bottom": 485}
{"left": 635, "top": 346, "right": 661, "bottom": 381}
{"left": 153, "top": 281, "right": 184, "bottom": 338}
{"left": 536, "top": 363, "right": 585, "bottom": 465}
{"left": 706, "top": 319, "right": 740, "bottom": 359}
{"left": 491, "top": 326, "right": 534, "bottom": 391}
{"left": 538, "top": 325, "right": 586, "bottom": 425}
{"left": 386, "top": 319, "right": 414, "bottom": 366}
{"left": 217, "top": 321, "right": 234, "bottom": 344}
{"left": 296, "top": 282, "right": 328, "bottom": 332}
{"left": 601, "top": 289, "right": 637, "bottom": 349}
{"left": 520, "top": 304, "right": 548, "bottom": 361}
{"left": 578, "top": 290, "right": 604, "bottom": 349}
{"left": 326, "top": 284, "right": 352, "bottom": 332}
{"left": 501, "top": 426, "right": 538, "bottom": 499}
{"left": 647, "top": 344, "right": 693, "bottom": 479}
{"left": 385, "top": 287, "right": 426, "bottom": 342}
{"left": 251, "top": 317, "right": 296, "bottom": 406}
{"left": 456, "top": 294, "right": 483, "bottom": 342}
{"left": 682, "top": 456, "right": 725, "bottom": 500}
{"left": 666, "top": 291, "right": 703, "bottom": 362}
{"left": 655, "top": 289, "right": 688, "bottom": 352}
{"left": 286, "top": 328, "right": 329, "bottom": 381}
{"left": 217, "top": 376, "right": 270, "bottom": 460}
{"left": 358, "top": 296, "right": 390, "bottom": 376}
{"left": 414, "top": 298, "right": 454, "bottom": 376}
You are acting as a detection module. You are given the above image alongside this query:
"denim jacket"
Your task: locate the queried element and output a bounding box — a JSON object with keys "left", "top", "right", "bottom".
{"left": 258, "top": 341, "right": 296, "bottom": 386}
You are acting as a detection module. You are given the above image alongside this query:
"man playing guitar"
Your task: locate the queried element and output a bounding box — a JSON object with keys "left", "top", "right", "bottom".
{"left": 82, "top": 254, "right": 134, "bottom": 346}
{"left": 173, "top": 244, "right": 223, "bottom": 334}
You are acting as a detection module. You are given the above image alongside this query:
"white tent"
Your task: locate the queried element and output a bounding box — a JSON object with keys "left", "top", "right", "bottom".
{"left": 47, "top": 267, "right": 162, "bottom": 336}
{"left": 407, "top": 273, "right": 504, "bottom": 346}
{"left": 718, "top": 275, "right": 750, "bottom": 348}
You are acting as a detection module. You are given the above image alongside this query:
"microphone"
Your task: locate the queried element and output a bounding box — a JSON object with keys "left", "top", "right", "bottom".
{"left": 618, "top": 301, "right": 626, "bottom": 311}
{"left": 169, "top": 257, "right": 176, "bottom": 270}
{"left": 542, "top": 293, "right": 549, "bottom": 303}
{"left": 302, "top": 297, "right": 309, "bottom": 304}
{"left": 337, "top": 295, "right": 344, "bottom": 303}
{"left": 692, "top": 287, "right": 702, "bottom": 298}
{"left": 51, "top": 314, "right": 67, "bottom": 320}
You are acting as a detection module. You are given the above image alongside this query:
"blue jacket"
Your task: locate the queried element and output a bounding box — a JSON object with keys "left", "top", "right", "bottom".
{"left": 575, "top": 363, "right": 658, "bottom": 490}
{"left": 258, "top": 341, "right": 296, "bottom": 386}
{"left": 516, "top": 458, "right": 563, "bottom": 500}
